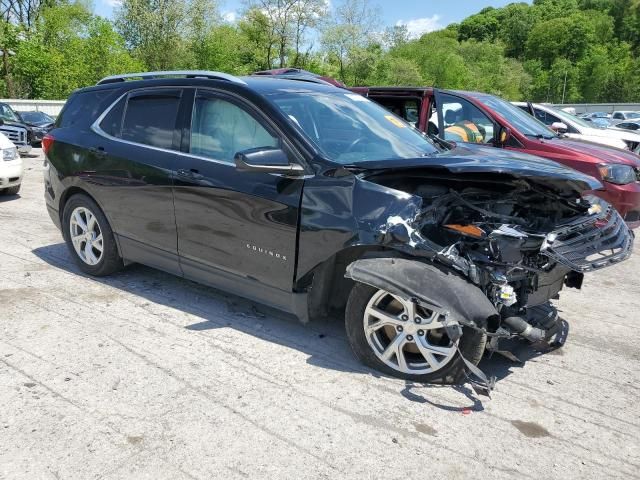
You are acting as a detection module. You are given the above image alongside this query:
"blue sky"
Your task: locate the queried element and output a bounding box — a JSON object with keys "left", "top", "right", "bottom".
{"left": 96, "top": 0, "right": 531, "bottom": 37}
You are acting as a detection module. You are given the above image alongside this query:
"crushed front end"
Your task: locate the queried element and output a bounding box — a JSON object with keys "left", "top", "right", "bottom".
{"left": 367, "top": 171, "right": 634, "bottom": 346}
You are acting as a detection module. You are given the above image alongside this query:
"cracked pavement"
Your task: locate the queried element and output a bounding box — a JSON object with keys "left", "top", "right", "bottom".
{"left": 1, "top": 151, "right": 639, "bottom": 479}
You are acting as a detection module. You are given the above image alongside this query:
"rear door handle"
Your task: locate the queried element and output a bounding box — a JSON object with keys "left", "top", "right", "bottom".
{"left": 177, "top": 168, "right": 204, "bottom": 180}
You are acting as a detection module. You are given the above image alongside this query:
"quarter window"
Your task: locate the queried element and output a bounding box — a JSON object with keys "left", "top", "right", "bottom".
{"left": 120, "top": 90, "right": 182, "bottom": 149}
{"left": 99, "top": 97, "right": 126, "bottom": 137}
{"left": 190, "top": 93, "right": 278, "bottom": 163}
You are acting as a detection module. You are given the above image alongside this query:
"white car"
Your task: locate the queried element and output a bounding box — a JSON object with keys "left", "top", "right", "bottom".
{"left": 612, "top": 111, "right": 640, "bottom": 122}
{"left": 513, "top": 102, "right": 640, "bottom": 154}
{"left": 0, "top": 131, "right": 23, "bottom": 195}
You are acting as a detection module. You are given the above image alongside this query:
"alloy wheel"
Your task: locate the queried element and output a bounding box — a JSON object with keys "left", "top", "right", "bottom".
{"left": 69, "top": 206, "right": 104, "bottom": 266}
{"left": 363, "top": 289, "right": 458, "bottom": 375}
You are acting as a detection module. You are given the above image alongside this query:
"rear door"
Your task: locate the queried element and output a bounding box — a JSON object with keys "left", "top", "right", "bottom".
{"left": 91, "top": 87, "right": 184, "bottom": 274}
{"left": 172, "top": 88, "right": 304, "bottom": 295}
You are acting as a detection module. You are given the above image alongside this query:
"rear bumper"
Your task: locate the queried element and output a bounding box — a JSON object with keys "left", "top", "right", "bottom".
{"left": 46, "top": 204, "right": 61, "bottom": 230}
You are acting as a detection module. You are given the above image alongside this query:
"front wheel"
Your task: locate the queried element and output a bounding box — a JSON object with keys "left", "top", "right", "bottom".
{"left": 345, "top": 283, "right": 486, "bottom": 383}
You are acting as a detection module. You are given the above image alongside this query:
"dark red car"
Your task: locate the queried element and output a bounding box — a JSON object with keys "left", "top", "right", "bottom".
{"left": 351, "top": 87, "right": 640, "bottom": 228}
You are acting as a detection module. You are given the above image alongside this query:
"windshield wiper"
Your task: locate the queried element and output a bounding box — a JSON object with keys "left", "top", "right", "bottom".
{"left": 428, "top": 134, "right": 454, "bottom": 151}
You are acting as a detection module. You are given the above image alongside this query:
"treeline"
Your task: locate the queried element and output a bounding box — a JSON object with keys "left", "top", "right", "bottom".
{"left": 1, "top": 0, "right": 639, "bottom": 102}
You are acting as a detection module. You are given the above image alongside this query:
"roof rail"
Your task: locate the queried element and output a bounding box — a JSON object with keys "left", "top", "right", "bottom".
{"left": 96, "top": 70, "right": 247, "bottom": 86}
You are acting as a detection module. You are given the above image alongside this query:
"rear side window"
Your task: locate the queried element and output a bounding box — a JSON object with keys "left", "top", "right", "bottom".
{"left": 121, "top": 90, "right": 182, "bottom": 149}
{"left": 57, "top": 89, "right": 123, "bottom": 128}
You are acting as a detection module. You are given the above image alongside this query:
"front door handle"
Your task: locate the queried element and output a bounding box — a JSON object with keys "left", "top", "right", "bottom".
{"left": 177, "top": 168, "right": 204, "bottom": 180}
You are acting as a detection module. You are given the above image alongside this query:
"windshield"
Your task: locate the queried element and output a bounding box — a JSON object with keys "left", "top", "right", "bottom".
{"left": 268, "top": 91, "right": 439, "bottom": 164}
{"left": 469, "top": 94, "right": 555, "bottom": 139}
{"left": 20, "top": 111, "right": 52, "bottom": 123}
{"left": 0, "top": 104, "right": 20, "bottom": 122}
{"left": 625, "top": 112, "right": 640, "bottom": 119}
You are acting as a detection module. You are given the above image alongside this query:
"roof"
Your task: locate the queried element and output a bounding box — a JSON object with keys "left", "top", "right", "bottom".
{"left": 75, "top": 74, "right": 343, "bottom": 96}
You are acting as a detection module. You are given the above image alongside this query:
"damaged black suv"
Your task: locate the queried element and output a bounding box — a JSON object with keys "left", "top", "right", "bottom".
{"left": 44, "top": 71, "right": 634, "bottom": 385}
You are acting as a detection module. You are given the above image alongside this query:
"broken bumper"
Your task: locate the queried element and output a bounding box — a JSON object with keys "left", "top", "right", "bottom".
{"left": 541, "top": 205, "right": 634, "bottom": 272}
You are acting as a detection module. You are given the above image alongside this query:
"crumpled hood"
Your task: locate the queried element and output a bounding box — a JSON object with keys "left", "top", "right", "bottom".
{"left": 552, "top": 137, "right": 640, "bottom": 167}
{"left": 349, "top": 143, "right": 603, "bottom": 193}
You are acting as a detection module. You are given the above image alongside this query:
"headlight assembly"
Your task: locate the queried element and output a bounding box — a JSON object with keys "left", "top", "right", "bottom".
{"left": 597, "top": 163, "right": 637, "bottom": 185}
{"left": 2, "top": 147, "right": 17, "bottom": 161}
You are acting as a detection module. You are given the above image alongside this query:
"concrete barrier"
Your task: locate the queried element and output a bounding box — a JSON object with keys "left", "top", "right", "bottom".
{"left": 552, "top": 103, "right": 640, "bottom": 115}
{"left": 0, "top": 99, "right": 66, "bottom": 117}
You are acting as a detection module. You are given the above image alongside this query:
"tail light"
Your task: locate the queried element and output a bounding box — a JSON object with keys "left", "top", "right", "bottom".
{"left": 42, "top": 133, "right": 54, "bottom": 155}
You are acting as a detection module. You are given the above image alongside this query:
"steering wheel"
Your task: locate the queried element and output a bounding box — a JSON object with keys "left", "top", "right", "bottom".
{"left": 346, "top": 137, "right": 367, "bottom": 152}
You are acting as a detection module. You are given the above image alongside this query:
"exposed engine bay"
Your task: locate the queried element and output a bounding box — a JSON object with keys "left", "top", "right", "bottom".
{"left": 365, "top": 170, "right": 634, "bottom": 346}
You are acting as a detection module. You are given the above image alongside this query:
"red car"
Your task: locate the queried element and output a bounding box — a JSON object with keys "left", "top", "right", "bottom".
{"left": 351, "top": 87, "right": 640, "bottom": 228}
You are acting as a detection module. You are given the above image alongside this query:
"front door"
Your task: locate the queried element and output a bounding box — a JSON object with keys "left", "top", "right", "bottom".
{"left": 433, "top": 90, "right": 497, "bottom": 146}
{"left": 172, "top": 89, "right": 304, "bottom": 295}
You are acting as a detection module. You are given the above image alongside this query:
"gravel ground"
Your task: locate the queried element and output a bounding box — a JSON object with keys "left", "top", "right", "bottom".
{"left": 1, "top": 151, "right": 639, "bottom": 480}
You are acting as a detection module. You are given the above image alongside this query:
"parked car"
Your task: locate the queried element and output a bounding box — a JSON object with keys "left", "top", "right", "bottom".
{"left": 18, "top": 110, "right": 55, "bottom": 146}
{"left": 612, "top": 121, "right": 640, "bottom": 132}
{"left": 581, "top": 111, "right": 611, "bottom": 119}
{"left": 579, "top": 112, "right": 612, "bottom": 129}
{"left": 345, "top": 87, "right": 640, "bottom": 227}
{"left": 612, "top": 111, "right": 640, "bottom": 122}
{"left": 514, "top": 102, "right": 640, "bottom": 153}
{"left": 43, "top": 71, "right": 634, "bottom": 385}
{"left": 0, "top": 102, "right": 32, "bottom": 155}
{"left": 0, "top": 131, "right": 23, "bottom": 195}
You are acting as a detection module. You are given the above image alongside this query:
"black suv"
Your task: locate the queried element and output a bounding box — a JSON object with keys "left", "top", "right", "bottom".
{"left": 44, "top": 71, "right": 633, "bottom": 385}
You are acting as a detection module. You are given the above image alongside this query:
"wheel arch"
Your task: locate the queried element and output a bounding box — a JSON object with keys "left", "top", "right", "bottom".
{"left": 345, "top": 257, "right": 498, "bottom": 329}
{"left": 58, "top": 186, "right": 124, "bottom": 258}
{"left": 298, "top": 245, "right": 401, "bottom": 320}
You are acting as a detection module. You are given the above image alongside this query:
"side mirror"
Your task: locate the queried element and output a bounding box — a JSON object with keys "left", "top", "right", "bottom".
{"left": 234, "top": 147, "right": 305, "bottom": 176}
{"left": 0, "top": 119, "right": 4, "bottom": 126}
{"left": 550, "top": 122, "right": 568, "bottom": 134}
{"left": 497, "top": 126, "right": 511, "bottom": 147}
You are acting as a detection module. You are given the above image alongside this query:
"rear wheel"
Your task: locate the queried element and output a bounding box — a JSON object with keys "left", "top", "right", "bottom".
{"left": 62, "top": 194, "right": 123, "bottom": 276}
{"left": 345, "top": 282, "right": 486, "bottom": 383}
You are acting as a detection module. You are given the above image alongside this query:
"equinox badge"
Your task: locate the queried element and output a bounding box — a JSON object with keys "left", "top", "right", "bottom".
{"left": 246, "top": 243, "right": 287, "bottom": 261}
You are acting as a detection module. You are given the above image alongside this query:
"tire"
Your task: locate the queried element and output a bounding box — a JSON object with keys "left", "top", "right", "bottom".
{"left": 345, "top": 282, "right": 486, "bottom": 384}
{"left": 1, "top": 185, "right": 20, "bottom": 195}
{"left": 62, "top": 194, "right": 123, "bottom": 276}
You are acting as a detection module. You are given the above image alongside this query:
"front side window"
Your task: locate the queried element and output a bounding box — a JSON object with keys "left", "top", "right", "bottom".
{"left": 269, "top": 92, "right": 438, "bottom": 164}
{"left": 0, "top": 104, "right": 20, "bottom": 122}
{"left": 190, "top": 92, "right": 278, "bottom": 163}
{"left": 534, "top": 108, "right": 559, "bottom": 126}
{"left": 120, "top": 89, "right": 182, "bottom": 149}
{"left": 437, "top": 94, "right": 495, "bottom": 144}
